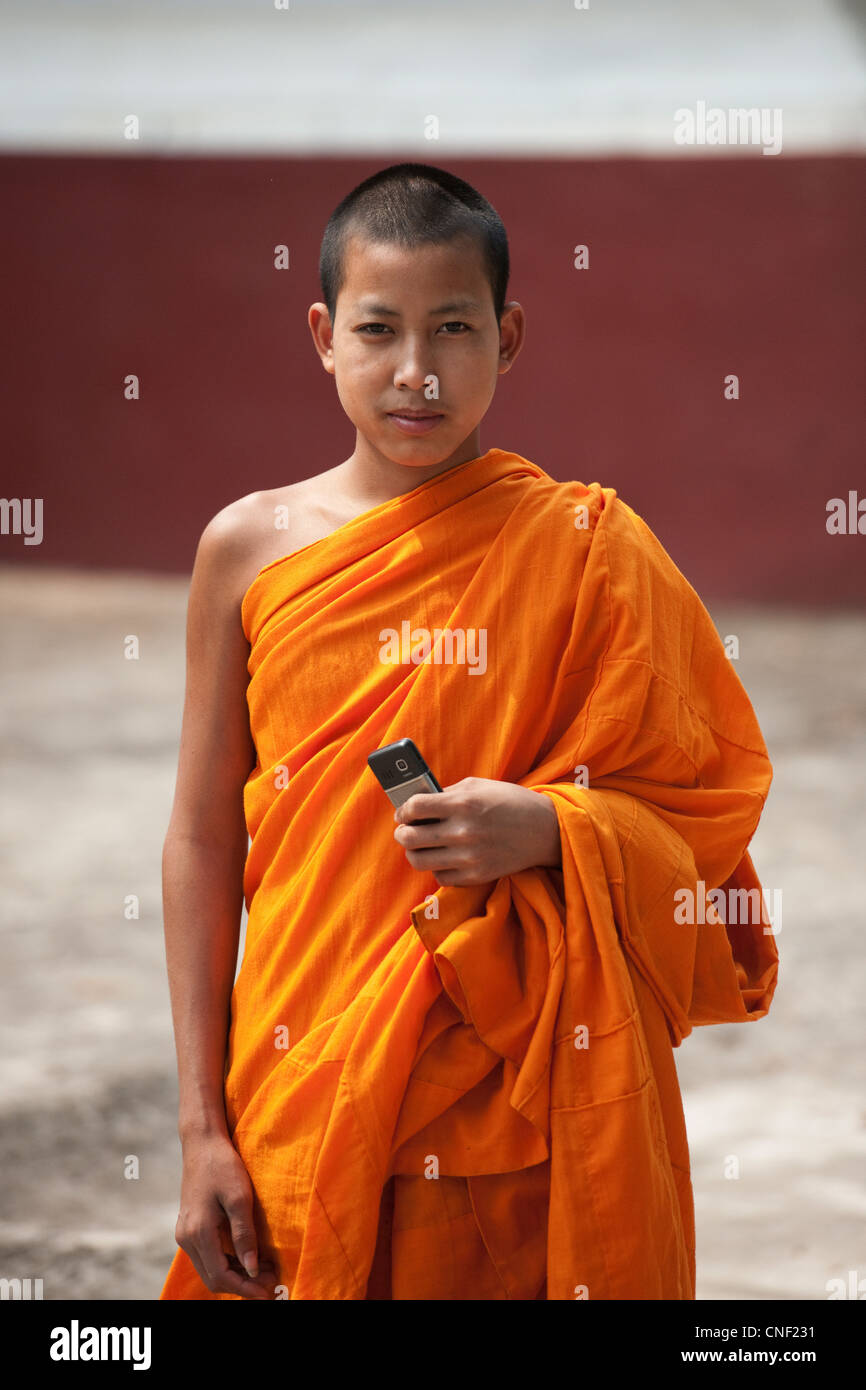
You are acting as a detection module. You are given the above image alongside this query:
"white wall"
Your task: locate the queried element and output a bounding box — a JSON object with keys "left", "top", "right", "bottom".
{"left": 0, "top": 0, "right": 864, "bottom": 154}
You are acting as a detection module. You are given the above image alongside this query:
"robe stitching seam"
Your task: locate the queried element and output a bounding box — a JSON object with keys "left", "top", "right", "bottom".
{"left": 311, "top": 1182, "right": 364, "bottom": 1297}
{"left": 465, "top": 1177, "right": 513, "bottom": 1299}
{"left": 550, "top": 1074, "right": 652, "bottom": 1113}
{"left": 573, "top": 505, "right": 615, "bottom": 740}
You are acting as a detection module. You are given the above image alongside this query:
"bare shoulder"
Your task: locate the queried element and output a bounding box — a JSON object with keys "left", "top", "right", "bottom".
{"left": 193, "top": 482, "right": 304, "bottom": 611}
{"left": 194, "top": 466, "right": 360, "bottom": 620}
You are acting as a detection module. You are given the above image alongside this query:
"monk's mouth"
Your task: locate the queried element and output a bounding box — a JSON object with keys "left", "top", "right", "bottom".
{"left": 387, "top": 412, "right": 444, "bottom": 435}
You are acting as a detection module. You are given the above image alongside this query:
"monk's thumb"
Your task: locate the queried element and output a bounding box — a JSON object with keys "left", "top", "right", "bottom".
{"left": 227, "top": 1206, "right": 259, "bottom": 1278}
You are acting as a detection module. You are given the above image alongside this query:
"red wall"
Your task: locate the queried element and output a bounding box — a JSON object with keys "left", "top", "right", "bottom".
{"left": 1, "top": 154, "right": 863, "bottom": 604}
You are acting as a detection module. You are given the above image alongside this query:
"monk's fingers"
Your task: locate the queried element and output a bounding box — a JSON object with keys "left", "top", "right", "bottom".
{"left": 395, "top": 824, "right": 441, "bottom": 850}
{"left": 222, "top": 1193, "right": 260, "bottom": 1278}
{"left": 431, "top": 850, "right": 494, "bottom": 885}
{"left": 397, "top": 790, "right": 449, "bottom": 823}
{"left": 197, "top": 1226, "right": 271, "bottom": 1300}
{"left": 399, "top": 816, "right": 473, "bottom": 850}
{"left": 176, "top": 1208, "right": 221, "bottom": 1289}
{"left": 225, "top": 1253, "right": 279, "bottom": 1297}
{"left": 177, "top": 1238, "right": 214, "bottom": 1296}
{"left": 433, "top": 868, "right": 478, "bottom": 886}
{"left": 406, "top": 840, "right": 481, "bottom": 870}
{"left": 404, "top": 845, "right": 451, "bottom": 869}
{"left": 178, "top": 1230, "right": 253, "bottom": 1300}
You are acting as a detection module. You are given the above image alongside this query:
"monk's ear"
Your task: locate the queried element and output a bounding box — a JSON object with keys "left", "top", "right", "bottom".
{"left": 308, "top": 303, "right": 336, "bottom": 375}
{"left": 497, "top": 300, "right": 525, "bottom": 374}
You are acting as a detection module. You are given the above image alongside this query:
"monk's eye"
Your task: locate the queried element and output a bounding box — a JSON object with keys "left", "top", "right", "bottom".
{"left": 439, "top": 322, "right": 470, "bottom": 334}
{"left": 356, "top": 323, "right": 392, "bottom": 335}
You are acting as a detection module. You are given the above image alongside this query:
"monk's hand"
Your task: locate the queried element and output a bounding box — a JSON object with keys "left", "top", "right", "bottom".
{"left": 175, "top": 1132, "right": 278, "bottom": 1300}
{"left": 393, "top": 776, "right": 561, "bottom": 886}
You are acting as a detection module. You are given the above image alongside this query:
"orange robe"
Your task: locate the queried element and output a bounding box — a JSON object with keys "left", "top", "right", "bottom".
{"left": 161, "top": 447, "right": 778, "bottom": 1300}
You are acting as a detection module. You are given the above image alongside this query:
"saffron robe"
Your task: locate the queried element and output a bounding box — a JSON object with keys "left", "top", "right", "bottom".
{"left": 160, "top": 447, "right": 778, "bottom": 1300}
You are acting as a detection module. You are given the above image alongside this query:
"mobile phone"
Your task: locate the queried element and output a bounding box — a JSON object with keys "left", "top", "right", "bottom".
{"left": 367, "top": 738, "right": 443, "bottom": 823}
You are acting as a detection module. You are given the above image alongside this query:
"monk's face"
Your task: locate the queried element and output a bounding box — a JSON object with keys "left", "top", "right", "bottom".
{"left": 323, "top": 232, "right": 521, "bottom": 467}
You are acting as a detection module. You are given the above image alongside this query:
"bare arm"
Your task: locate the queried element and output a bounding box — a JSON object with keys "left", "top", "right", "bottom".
{"left": 162, "top": 504, "right": 273, "bottom": 1299}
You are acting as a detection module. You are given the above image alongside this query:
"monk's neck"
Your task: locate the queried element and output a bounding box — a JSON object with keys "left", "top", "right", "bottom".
{"left": 336, "top": 436, "right": 486, "bottom": 509}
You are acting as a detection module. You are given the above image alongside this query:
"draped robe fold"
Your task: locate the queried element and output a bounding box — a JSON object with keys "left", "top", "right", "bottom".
{"left": 160, "top": 447, "right": 778, "bottom": 1301}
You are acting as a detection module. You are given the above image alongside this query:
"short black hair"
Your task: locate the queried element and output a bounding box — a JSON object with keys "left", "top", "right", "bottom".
{"left": 318, "top": 162, "right": 509, "bottom": 326}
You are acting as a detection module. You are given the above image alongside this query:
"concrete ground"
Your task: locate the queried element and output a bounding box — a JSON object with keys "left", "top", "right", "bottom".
{"left": 0, "top": 564, "right": 864, "bottom": 1301}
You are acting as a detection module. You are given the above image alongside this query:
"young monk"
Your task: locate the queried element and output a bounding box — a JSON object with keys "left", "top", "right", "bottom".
{"left": 159, "top": 162, "right": 778, "bottom": 1302}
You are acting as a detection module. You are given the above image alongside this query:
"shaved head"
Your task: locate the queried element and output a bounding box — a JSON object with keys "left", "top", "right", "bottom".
{"left": 318, "top": 163, "right": 509, "bottom": 326}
